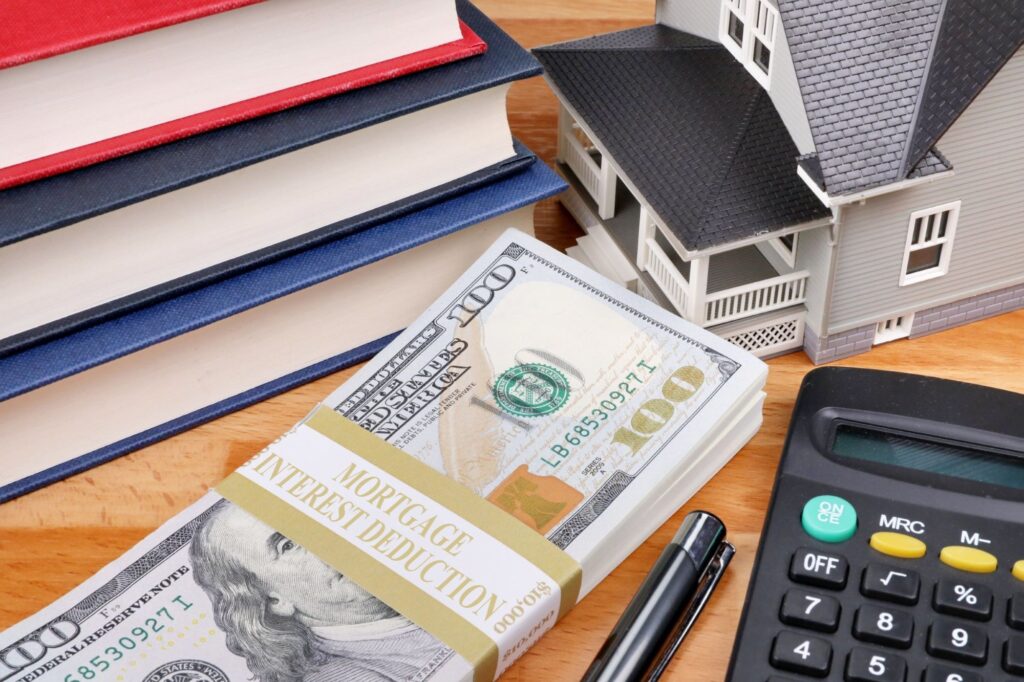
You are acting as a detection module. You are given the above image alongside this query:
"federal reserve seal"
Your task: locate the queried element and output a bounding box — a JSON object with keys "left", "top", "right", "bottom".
{"left": 143, "top": 659, "right": 229, "bottom": 682}
{"left": 493, "top": 363, "right": 570, "bottom": 417}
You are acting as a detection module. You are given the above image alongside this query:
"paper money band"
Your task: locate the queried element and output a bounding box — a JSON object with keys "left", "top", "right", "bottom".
{"left": 217, "top": 406, "right": 581, "bottom": 682}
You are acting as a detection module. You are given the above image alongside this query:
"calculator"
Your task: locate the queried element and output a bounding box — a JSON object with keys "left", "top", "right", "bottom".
{"left": 726, "top": 367, "right": 1024, "bottom": 682}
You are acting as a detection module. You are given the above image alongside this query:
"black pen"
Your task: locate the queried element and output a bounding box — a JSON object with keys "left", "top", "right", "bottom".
{"left": 581, "top": 511, "right": 734, "bottom": 682}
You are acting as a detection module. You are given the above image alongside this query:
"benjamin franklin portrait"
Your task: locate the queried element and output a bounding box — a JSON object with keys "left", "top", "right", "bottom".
{"left": 190, "top": 503, "right": 448, "bottom": 682}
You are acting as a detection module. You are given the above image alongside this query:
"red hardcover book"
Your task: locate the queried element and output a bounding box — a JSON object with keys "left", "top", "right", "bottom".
{"left": 0, "top": 1, "right": 486, "bottom": 190}
{"left": 0, "top": 0, "right": 265, "bottom": 69}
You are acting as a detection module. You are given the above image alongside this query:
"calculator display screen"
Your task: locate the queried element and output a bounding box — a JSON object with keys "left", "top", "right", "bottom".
{"left": 832, "top": 424, "right": 1024, "bottom": 490}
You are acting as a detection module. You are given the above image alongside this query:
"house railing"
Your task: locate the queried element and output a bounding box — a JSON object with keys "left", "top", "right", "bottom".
{"left": 562, "top": 127, "right": 602, "bottom": 206}
{"left": 703, "top": 270, "right": 809, "bottom": 326}
{"left": 643, "top": 238, "right": 689, "bottom": 315}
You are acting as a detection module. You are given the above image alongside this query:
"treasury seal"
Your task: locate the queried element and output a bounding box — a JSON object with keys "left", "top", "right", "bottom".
{"left": 493, "top": 363, "right": 570, "bottom": 417}
{"left": 143, "top": 659, "right": 229, "bottom": 682}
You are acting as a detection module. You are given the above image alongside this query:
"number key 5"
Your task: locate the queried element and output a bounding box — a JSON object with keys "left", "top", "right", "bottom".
{"left": 845, "top": 646, "right": 907, "bottom": 682}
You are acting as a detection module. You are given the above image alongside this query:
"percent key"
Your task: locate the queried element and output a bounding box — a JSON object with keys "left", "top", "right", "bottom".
{"left": 934, "top": 580, "right": 993, "bottom": 621}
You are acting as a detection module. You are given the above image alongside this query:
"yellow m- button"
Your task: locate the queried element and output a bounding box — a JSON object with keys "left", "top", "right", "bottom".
{"left": 939, "top": 546, "right": 998, "bottom": 573}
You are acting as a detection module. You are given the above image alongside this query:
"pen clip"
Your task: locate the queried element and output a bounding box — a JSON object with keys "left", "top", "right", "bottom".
{"left": 647, "top": 540, "right": 736, "bottom": 681}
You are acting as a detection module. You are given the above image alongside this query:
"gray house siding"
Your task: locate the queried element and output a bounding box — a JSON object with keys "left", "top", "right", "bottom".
{"left": 656, "top": 0, "right": 815, "bottom": 153}
{"left": 827, "top": 46, "right": 1024, "bottom": 334}
{"left": 794, "top": 224, "right": 836, "bottom": 336}
{"left": 656, "top": 0, "right": 720, "bottom": 41}
{"left": 766, "top": 24, "right": 815, "bottom": 154}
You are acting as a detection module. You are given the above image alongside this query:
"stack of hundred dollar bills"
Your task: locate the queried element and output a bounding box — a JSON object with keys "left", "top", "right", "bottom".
{"left": 1, "top": 230, "right": 766, "bottom": 682}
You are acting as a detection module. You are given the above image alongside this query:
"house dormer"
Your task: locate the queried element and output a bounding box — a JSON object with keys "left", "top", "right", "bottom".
{"left": 719, "top": 0, "right": 778, "bottom": 89}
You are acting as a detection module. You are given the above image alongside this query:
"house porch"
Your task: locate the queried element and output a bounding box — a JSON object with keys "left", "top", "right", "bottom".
{"left": 558, "top": 149, "right": 810, "bottom": 328}
{"left": 558, "top": 162, "right": 809, "bottom": 358}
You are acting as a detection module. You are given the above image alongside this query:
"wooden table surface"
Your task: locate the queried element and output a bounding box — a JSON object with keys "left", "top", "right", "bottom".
{"left": 3, "top": 2, "right": 1023, "bottom": 680}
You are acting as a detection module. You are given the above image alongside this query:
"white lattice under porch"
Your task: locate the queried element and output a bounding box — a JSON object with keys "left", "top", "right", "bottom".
{"left": 710, "top": 308, "right": 806, "bottom": 358}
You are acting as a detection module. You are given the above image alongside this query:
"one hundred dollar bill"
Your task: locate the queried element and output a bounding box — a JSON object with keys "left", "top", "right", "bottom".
{"left": 323, "top": 231, "right": 765, "bottom": 571}
{"left": 0, "top": 231, "right": 765, "bottom": 682}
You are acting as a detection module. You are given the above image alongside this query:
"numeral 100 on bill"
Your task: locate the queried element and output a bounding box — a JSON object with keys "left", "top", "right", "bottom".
{"left": 611, "top": 366, "right": 705, "bottom": 454}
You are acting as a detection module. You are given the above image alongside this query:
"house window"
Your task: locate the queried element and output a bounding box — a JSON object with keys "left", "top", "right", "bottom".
{"left": 727, "top": 11, "right": 745, "bottom": 46}
{"left": 899, "top": 201, "right": 960, "bottom": 286}
{"left": 768, "top": 231, "right": 798, "bottom": 267}
{"left": 722, "top": 0, "right": 747, "bottom": 52}
{"left": 751, "top": 0, "right": 777, "bottom": 75}
{"left": 720, "top": 0, "right": 778, "bottom": 87}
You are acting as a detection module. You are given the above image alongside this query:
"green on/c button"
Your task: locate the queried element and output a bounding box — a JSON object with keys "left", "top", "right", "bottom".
{"left": 801, "top": 494, "right": 857, "bottom": 543}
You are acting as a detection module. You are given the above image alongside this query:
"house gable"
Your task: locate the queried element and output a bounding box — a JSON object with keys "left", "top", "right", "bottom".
{"left": 827, "top": 46, "right": 1024, "bottom": 334}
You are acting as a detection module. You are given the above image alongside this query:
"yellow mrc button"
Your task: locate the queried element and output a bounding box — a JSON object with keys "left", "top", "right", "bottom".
{"left": 1013, "top": 560, "right": 1024, "bottom": 582}
{"left": 870, "top": 531, "right": 926, "bottom": 559}
{"left": 940, "top": 546, "right": 998, "bottom": 573}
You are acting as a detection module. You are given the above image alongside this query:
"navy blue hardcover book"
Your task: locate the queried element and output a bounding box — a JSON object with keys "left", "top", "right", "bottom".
{"left": 0, "top": 158, "right": 566, "bottom": 503}
{"left": 0, "top": 0, "right": 542, "bottom": 355}
{"left": 0, "top": 146, "right": 535, "bottom": 356}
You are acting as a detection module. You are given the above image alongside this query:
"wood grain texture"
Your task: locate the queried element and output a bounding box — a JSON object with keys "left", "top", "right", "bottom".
{"left": 2, "top": 3, "right": 1023, "bottom": 681}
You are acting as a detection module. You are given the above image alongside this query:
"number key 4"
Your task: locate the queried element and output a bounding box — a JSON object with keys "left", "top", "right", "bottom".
{"left": 770, "top": 630, "right": 832, "bottom": 678}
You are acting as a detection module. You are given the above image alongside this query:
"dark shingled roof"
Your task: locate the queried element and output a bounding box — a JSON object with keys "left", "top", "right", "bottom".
{"left": 777, "top": 0, "right": 1023, "bottom": 196}
{"left": 534, "top": 26, "right": 830, "bottom": 251}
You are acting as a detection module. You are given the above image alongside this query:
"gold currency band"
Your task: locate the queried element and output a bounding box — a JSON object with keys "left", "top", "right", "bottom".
{"left": 217, "top": 406, "right": 582, "bottom": 682}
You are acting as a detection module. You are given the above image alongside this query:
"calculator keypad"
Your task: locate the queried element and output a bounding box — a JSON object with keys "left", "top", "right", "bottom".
{"left": 766, "top": 542, "right": 1024, "bottom": 679}
{"left": 746, "top": 487, "right": 1024, "bottom": 681}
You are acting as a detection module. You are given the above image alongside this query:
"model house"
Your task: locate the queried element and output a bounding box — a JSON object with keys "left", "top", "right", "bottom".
{"left": 535, "top": 0, "right": 1024, "bottom": 361}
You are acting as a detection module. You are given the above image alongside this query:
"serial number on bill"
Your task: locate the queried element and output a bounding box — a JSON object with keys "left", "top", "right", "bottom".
{"left": 541, "top": 360, "right": 658, "bottom": 468}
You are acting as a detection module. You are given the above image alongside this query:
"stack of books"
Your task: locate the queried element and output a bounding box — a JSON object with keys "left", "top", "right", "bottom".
{"left": 0, "top": 0, "right": 565, "bottom": 502}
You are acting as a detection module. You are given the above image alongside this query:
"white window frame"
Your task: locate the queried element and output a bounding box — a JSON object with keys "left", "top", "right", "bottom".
{"left": 719, "top": 0, "right": 778, "bottom": 88}
{"left": 767, "top": 231, "right": 798, "bottom": 267}
{"left": 899, "top": 201, "right": 961, "bottom": 286}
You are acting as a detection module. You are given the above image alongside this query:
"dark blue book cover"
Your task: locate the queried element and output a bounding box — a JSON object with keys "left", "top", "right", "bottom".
{"left": 0, "top": 145, "right": 535, "bottom": 356}
{"left": 0, "top": 159, "right": 566, "bottom": 503}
